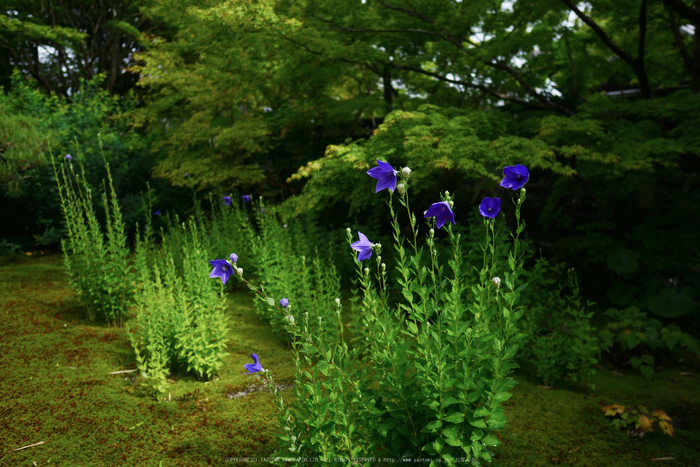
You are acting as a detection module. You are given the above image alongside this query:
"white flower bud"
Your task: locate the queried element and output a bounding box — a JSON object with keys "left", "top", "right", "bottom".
{"left": 364, "top": 267, "right": 369, "bottom": 275}
{"left": 378, "top": 255, "right": 382, "bottom": 262}
{"left": 492, "top": 277, "right": 501, "bottom": 288}
{"left": 381, "top": 263, "right": 386, "bottom": 271}
{"left": 237, "top": 267, "right": 244, "bottom": 276}
{"left": 444, "top": 191, "right": 450, "bottom": 196}
{"left": 286, "top": 315, "right": 295, "bottom": 325}
{"left": 449, "top": 200, "right": 454, "bottom": 209}
{"left": 335, "top": 298, "right": 341, "bottom": 306}
{"left": 402, "top": 167, "right": 411, "bottom": 178}
{"left": 346, "top": 227, "right": 351, "bottom": 234}
{"left": 397, "top": 183, "right": 406, "bottom": 195}
{"left": 429, "top": 229, "right": 434, "bottom": 238}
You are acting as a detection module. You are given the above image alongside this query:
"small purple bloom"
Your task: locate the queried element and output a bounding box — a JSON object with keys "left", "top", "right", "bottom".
{"left": 229, "top": 253, "right": 238, "bottom": 263}
{"left": 479, "top": 197, "right": 501, "bottom": 218}
{"left": 367, "top": 159, "right": 398, "bottom": 193}
{"left": 209, "top": 259, "right": 234, "bottom": 285}
{"left": 154, "top": 210, "right": 161, "bottom": 216}
{"left": 350, "top": 231, "right": 373, "bottom": 262}
{"left": 65, "top": 154, "right": 72, "bottom": 161}
{"left": 500, "top": 165, "right": 529, "bottom": 190}
{"left": 242, "top": 195, "right": 250, "bottom": 203}
{"left": 424, "top": 201, "right": 456, "bottom": 229}
{"left": 241, "top": 353, "right": 263, "bottom": 375}
{"left": 222, "top": 196, "right": 232, "bottom": 205}
{"left": 144, "top": 225, "right": 148, "bottom": 231}
{"left": 279, "top": 298, "right": 289, "bottom": 308}
{"left": 185, "top": 173, "right": 189, "bottom": 178}
{"left": 260, "top": 206, "right": 264, "bottom": 214}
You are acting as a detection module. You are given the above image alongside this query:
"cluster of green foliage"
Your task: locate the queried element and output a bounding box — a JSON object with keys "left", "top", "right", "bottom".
{"left": 598, "top": 306, "right": 699, "bottom": 379}
{"left": 52, "top": 149, "right": 136, "bottom": 326}
{"left": 252, "top": 174, "right": 528, "bottom": 464}
{"left": 522, "top": 268, "right": 600, "bottom": 391}
{"left": 128, "top": 215, "right": 230, "bottom": 400}
{"left": 601, "top": 403, "right": 675, "bottom": 439}
{"left": 0, "top": 92, "right": 52, "bottom": 198}
{"left": 1, "top": 72, "right": 161, "bottom": 249}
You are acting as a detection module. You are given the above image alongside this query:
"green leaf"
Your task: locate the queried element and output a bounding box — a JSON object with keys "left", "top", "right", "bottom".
{"left": 442, "top": 411, "right": 465, "bottom": 423}
{"left": 420, "top": 419, "right": 442, "bottom": 433}
{"left": 492, "top": 392, "right": 512, "bottom": 402}
{"left": 481, "top": 434, "right": 501, "bottom": 447}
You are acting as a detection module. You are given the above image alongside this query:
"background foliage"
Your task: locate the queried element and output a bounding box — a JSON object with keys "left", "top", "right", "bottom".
{"left": 1, "top": 0, "right": 699, "bottom": 335}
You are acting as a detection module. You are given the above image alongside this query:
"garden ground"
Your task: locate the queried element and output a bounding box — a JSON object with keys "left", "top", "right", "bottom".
{"left": 1, "top": 253, "right": 699, "bottom": 466}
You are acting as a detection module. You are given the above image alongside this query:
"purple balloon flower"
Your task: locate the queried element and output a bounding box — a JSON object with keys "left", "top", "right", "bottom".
{"left": 222, "top": 196, "right": 232, "bottom": 205}
{"left": 185, "top": 173, "right": 189, "bottom": 178}
{"left": 479, "top": 197, "right": 501, "bottom": 218}
{"left": 350, "top": 231, "right": 373, "bottom": 262}
{"left": 154, "top": 210, "right": 161, "bottom": 216}
{"left": 242, "top": 195, "right": 250, "bottom": 203}
{"left": 209, "top": 259, "right": 234, "bottom": 285}
{"left": 424, "top": 201, "right": 456, "bottom": 229}
{"left": 241, "top": 353, "right": 263, "bottom": 375}
{"left": 367, "top": 159, "right": 398, "bottom": 193}
{"left": 500, "top": 165, "right": 529, "bottom": 190}
{"left": 65, "top": 154, "right": 72, "bottom": 161}
{"left": 279, "top": 298, "right": 289, "bottom": 308}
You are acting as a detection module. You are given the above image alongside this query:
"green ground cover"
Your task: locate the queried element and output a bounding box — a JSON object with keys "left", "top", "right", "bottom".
{"left": 2, "top": 253, "right": 699, "bottom": 466}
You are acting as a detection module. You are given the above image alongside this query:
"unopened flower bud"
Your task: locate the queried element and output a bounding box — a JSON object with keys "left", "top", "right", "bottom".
{"left": 237, "top": 267, "right": 243, "bottom": 276}
{"left": 444, "top": 191, "right": 450, "bottom": 197}
{"left": 381, "top": 263, "right": 386, "bottom": 271}
{"left": 378, "top": 255, "right": 382, "bottom": 263}
{"left": 346, "top": 227, "right": 351, "bottom": 234}
{"left": 449, "top": 200, "right": 454, "bottom": 209}
{"left": 492, "top": 277, "right": 501, "bottom": 288}
{"left": 402, "top": 167, "right": 411, "bottom": 178}
{"left": 335, "top": 298, "right": 341, "bottom": 306}
{"left": 286, "top": 315, "right": 295, "bottom": 325}
{"left": 429, "top": 229, "right": 435, "bottom": 238}
{"left": 397, "top": 183, "right": 406, "bottom": 195}
{"left": 364, "top": 267, "right": 369, "bottom": 275}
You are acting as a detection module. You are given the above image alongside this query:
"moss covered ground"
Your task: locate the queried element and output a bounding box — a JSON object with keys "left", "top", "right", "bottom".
{"left": 1, "top": 253, "right": 699, "bottom": 466}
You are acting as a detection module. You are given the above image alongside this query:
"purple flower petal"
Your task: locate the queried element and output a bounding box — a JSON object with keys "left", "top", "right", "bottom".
{"left": 242, "top": 195, "right": 250, "bottom": 203}
{"left": 209, "top": 259, "right": 233, "bottom": 285}
{"left": 479, "top": 197, "right": 501, "bottom": 218}
{"left": 241, "top": 353, "right": 263, "bottom": 374}
{"left": 367, "top": 159, "right": 398, "bottom": 193}
{"left": 424, "top": 201, "right": 456, "bottom": 229}
{"left": 500, "top": 165, "right": 529, "bottom": 190}
{"left": 279, "top": 298, "right": 289, "bottom": 308}
{"left": 350, "top": 231, "right": 373, "bottom": 262}
{"left": 222, "top": 196, "right": 232, "bottom": 205}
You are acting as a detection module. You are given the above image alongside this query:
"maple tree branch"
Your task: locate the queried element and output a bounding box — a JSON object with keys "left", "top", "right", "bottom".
{"left": 559, "top": 0, "right": 636, "bottom": 65}
{"left": 663, "top": 0, "right": 700, "bottom": 24}
{"left": 384, "top": 61, "right": 574, "bottom": 115}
